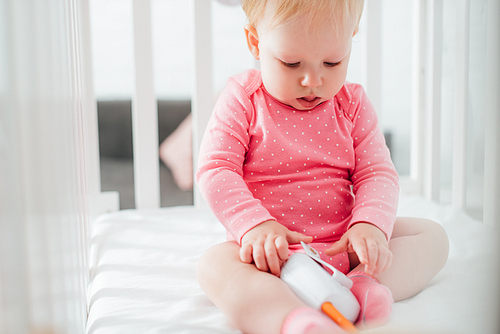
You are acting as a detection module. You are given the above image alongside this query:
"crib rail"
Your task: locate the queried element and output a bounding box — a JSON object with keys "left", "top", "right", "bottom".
{"left": 131, "top": 0, "right": 160, "bottom": 209}
{"left": 88, "top": 0, "right": 499, "bottom": 226}
{"left": 363, "top": 0, "right": 496, "bottom": 224}
{"left": 452, "top": 0, "right": 470, "bottom": 209}
{"left": 191, "top": 0, "right": 215, "bottom": 208}
{"left": 126, "top": 0, "right": 214, "bottom": 209}
{"left": 483, "top": 0, "right": 500, "bottom": 226}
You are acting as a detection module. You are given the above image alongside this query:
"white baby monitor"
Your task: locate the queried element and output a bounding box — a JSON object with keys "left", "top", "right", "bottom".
{"left": 280, "top": 242, "right": 360, "bottom": 324}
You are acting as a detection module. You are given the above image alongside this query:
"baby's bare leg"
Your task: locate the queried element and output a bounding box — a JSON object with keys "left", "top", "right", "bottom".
{"left": 197, "top": 241, "right": 307, "bottom": 334}
{"left": 351, "top": 218, "right": 449, "bottom": 301}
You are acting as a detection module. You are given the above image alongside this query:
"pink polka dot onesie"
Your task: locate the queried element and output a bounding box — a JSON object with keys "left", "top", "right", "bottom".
{"left": 196, "top": 69, "right": 399, "bottom": 273}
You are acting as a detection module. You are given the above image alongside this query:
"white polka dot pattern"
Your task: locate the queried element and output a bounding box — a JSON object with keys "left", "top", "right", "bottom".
{"left": 196, "top": 69, "right": 399, "bottom": 244}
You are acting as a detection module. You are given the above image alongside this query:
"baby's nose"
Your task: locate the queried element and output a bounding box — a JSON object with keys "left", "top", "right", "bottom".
{"left": 301, "top": 72, "right": 323, "bottom": 88}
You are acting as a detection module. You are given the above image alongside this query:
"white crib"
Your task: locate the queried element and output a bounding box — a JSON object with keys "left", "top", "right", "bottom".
{"left": 1, "top": 0, "right": 499, "bottom": 333}
{"left": 88, "top": 0, "right": 500, "bottom": 222}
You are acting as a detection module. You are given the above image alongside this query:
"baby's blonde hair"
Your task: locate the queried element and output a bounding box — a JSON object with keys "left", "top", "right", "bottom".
{"left": 242, "top": 0, "right": 364, "bottom": 35}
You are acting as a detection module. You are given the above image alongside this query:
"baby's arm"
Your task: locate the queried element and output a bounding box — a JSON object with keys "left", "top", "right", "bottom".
{"left": 240, "top": 220, "right": 313, "bottom": 276}
{"left": 196, "top": 79, "right": 273, "bottom": 241}
{"left": 196, "top": 76, "right": 312, "bottom": 275}
{"left": 327, "top": 84, "right": 399, "bottom": 277}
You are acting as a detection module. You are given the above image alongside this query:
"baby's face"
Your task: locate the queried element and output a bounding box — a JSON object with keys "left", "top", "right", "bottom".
{"left": 248, "top": 13, "right": 354, "bottom": 111}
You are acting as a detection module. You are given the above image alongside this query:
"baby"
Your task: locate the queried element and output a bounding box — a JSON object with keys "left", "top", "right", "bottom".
{"left": 196, "top": 0, "right": 449, "bottom": 333}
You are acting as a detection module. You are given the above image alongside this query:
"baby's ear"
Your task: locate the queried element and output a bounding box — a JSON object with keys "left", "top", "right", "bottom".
{"left": 244, "top": 24, "right": 260, "bottom": 60}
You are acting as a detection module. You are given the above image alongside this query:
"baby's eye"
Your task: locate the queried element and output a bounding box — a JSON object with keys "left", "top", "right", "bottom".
{"left": 324, "top": 61, "right": 341, "bottom": 67}
{"left": 281, "top": 61, "right": 300, "bottom": 68}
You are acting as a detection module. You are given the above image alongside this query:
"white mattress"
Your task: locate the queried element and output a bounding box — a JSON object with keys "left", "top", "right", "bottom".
{"left": 86, "top": 195, "right": 499, "bottom": 334}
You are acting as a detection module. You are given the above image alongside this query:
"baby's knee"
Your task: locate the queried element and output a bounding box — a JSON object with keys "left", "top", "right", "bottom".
{"left": 425, "top": 219, "right": 448, "bottom": 243}
{"left": 196, "top": 241, "right": 240, "bottom": 287}
{"left": 422, "top": 219, "right": 450, "bottom": 265}
{"left": 395, "top": 217, "right": 450, "bottom": 266}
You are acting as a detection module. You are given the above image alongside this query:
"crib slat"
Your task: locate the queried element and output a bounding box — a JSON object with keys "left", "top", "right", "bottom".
{"left": 81, "top": 0, "right": 120, "bottom": 215}
{"left": 452, "top": 0, "right": 470, "bottom": 209}
{"left": 408, "top": 0, "right": 426, "bottom": 196}
{"left": 131, "top": 0, "right": 160, "bottom": 209}
{"left": 424, "top": 0, "right": 443, "bottom": 202}
{"left": 363, "top": 0, "right": 382, "bottom": 116}
{"left": 192, "top": 0, "right": 214, "bottom": 208}
{"left": 483, "top": 0, "right": 500, "bottom": 227}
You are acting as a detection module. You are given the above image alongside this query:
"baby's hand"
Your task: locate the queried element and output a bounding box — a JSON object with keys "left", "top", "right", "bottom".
{"left": 325, "top": 223, "right": 392, "bottom": 277}
{"left": 240, "top": 220, "right": 313, "bottom": 276}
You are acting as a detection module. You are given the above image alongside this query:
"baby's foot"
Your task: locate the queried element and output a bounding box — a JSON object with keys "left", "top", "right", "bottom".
{"left": 282, "top": 307, "right": 345, "bottom": 334}
{"left": 347, "top": 271, "right": 393, "bottom": 328}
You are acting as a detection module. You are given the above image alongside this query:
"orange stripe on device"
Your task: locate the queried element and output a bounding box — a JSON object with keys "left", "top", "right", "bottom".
{"left": 321, "top": 302, "right": 358, "bottom": 333}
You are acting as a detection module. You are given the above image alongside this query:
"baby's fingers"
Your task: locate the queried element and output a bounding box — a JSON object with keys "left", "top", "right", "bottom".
{"left": 325, "top": 238, "right": 349, "bottom": 256}
{"left": 240, "top": 240, "right": 270, "bottom": 273}
{"left": 359, "top": 239, "right": 393, "bottom": 277}
{"left": 364, "top": 239, "right": 379, "bottom": 275}
{"left": 265, "top": 237, "right": 281, "bottom": 276}
{"left": 275, "top": 235, "right": 289, "bottom": 261}
{"left": 240, "top": 243, "right": 253, "bottom": 264}
{"left": 252, "top": 243, "right": 269, "bottom": 273}
{"left": 372, "top": 245, "right": 393, "bottom": 277}
{"left": 351, "top": 238, "right": 369, "bottom": 265}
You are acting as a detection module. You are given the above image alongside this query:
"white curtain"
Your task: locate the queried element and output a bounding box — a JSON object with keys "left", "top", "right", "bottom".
{"left": 0, "top": 0, "right": 94, "bottom": 332}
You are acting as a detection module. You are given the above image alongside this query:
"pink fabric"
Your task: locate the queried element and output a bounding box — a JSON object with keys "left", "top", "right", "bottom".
{"left": 347, "top": 271, "right": 393, "bottom": 327}
{"left": 196, "top": 69, "right": 399, "bottom": 265}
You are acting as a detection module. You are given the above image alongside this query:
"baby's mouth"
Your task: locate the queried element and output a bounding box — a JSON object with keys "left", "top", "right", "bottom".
{"left": 297, "top": 96, "right": 321, "bottom": 108}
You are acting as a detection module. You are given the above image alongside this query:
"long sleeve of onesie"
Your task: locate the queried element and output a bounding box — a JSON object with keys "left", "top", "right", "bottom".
{"left": 344, "top": 84, "right": 399, "bottom": 239}
{"left": 196, "top": 73, "right": 276, "bottom": 242}
{"left": 196, "top": 70, "right": 399, "bottom": 244}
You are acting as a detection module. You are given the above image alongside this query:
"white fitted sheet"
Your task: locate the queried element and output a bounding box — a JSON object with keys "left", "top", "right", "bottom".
{"left": 86, "top": 195, "right": 499, "bottom": 334}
